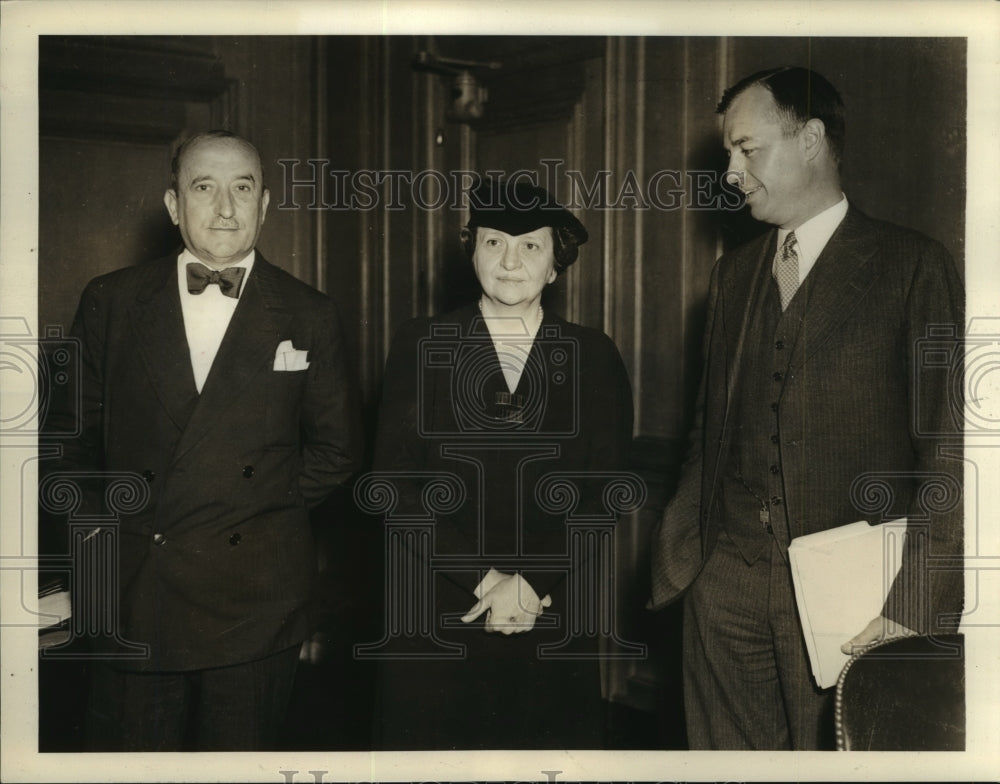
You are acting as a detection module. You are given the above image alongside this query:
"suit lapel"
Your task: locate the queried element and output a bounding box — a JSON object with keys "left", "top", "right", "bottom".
{"left": 722, "top": 231, "right": 775, "bottom": 417}
{"left": 130, "top": 256, "right": 200, "bottom": 431}
{"left": 703, "top": 232, "right": 774, "bottom": 516}
{"left": 788, "top": 208, "right": 880, "bottom": 372}
{"left": 171, "top": 255, "right": 293, "bottom": 464}
{"left": 465, "top": 305, "right": 515, "bottom": 395}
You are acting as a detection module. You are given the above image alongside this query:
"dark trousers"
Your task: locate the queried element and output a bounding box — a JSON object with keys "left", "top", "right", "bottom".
{"left": 372, "top": 574, "right": 605, "bottom": 750}
{"left": 682, "top": 529, "right": 834, "bottom": 750}
{"left": 375, "top": 647, "right": 605, "bottom": 750}
{"left": 85, "top": 646, "right": 301, "bottom": 751}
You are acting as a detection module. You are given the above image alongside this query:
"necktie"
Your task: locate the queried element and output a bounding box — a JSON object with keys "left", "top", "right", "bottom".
{"left": 772, "top": 231, "right": 799, "bottom": 311}
{"left": 186, "top": 262, "right": 246, "bottom": 298}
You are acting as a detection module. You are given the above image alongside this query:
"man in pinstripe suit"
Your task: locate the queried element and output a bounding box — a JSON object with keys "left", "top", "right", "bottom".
{"left": 650, "top": 67, "right": 964, "bottom": 749}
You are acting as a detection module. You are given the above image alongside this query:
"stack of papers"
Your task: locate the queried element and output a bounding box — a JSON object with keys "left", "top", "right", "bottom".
{"left": 789, "top": 519, "right": 907, "bottom": 688}
{"left": 38, "top": 589, "right": 72, "bottom": 627}
{"left": 37, "top": 583, "right": 72, "bottom": 650}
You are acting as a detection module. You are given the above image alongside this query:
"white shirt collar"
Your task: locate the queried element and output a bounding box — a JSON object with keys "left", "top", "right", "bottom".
{"left": 176, "top": 249, "right": 256, "bottom": 393}
{"left": 777, "top": 195, "right": 848, "bottom": 284}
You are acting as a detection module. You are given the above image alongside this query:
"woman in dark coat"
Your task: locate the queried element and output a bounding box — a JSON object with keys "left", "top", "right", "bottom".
{"left": 370, "top": 179, "right": 634, "bottom": 749}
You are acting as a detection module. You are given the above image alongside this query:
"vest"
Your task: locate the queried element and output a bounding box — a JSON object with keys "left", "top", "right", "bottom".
{"left": 719, "top": 261, "right": 813, "bottom": 564}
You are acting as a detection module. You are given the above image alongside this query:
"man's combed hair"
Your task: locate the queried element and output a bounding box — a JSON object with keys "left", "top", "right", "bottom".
{"left": 717, "top": 66, "right": 846, "bottom": 163}
{"left": 169, "top": 130, "right": 261, "bottom": 189}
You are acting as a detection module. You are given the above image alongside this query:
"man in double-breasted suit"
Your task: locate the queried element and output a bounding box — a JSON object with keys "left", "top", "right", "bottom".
{"left": 650, "top": 68, "right": 964, "bottom": 749}
{"left": 59, "top": 131, "right": 362, "bottom": 750}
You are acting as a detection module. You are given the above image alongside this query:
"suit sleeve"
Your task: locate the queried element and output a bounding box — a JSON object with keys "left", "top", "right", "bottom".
{"left": 882, "top": 240, "right": 965, "bottom": 634}
{"left": 41, "top": 279, "right": 110, "bottom": 520}
{"left": 519, "top": 330, "right": 635, "bottom": 600}
{"left": 297, "top": 302, "right": 364, "bottom": 508}
{"left": 369, "top": 317, "right": 462, "bottom": 555}
{"left": 648, "top": 258, "right": 722, "bottom": 609}
{"left": 368, "top": 319, "right": 456, "bottom": 591}
{"left": 590, "top": 333, "right": 635, "bottom": 480}
{"left": 371, "top": 319, "right": 425, "bottom": 489}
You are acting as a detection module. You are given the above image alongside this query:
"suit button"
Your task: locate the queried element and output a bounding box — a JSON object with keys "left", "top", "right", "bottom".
{"left": 772, "top": 371, "right": 783, "bottom": 382}
{"left": 142, "top": 470, "right": 155, "bottom": 482}
{"left": 775, "top": 340, "right": 785, "bottom": 350}
{"left": 229, "top": 533, "right": 242, "bottom": 546}
{"left": 771, "top": 402, "right": 779, "bottom": 412}
{"left": 153, "top": 533, "right": 166, "bottom": 546}
{"left": 769, "top": 464, "right": 780, "bottom": 474}
{"left": 242, "top": 465, "right": 255, "bottom": 478}
{"left": 770, "top": 434, "right": 780, "bottom": 444}
{"left": 766, "top": 524, "right": 774, "bottom": 534}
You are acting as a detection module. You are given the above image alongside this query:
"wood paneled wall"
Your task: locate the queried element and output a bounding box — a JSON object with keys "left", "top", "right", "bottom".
{"left": 43, "top": 34, "right": 963, "bottom": 449}
{"left": 37, "top": 33, "right": 967, "bottom": 728}
{"left": 320, "top": 35, "right": 966, "bottom": 712}
{"left": 38, "top": 35, "right": 322, "bottom": 332}
{"left": 724, "top": 37, "right": 966, "bottom": 271}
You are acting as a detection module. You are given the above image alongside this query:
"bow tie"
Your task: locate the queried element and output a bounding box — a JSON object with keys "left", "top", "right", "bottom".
{"left": 186, "top": 262, "right": 246, "bottom": 298}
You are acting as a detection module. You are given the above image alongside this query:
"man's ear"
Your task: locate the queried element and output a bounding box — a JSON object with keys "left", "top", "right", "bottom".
{"left": 164, "top": 189, "right": 180, "bottom": 226}
{"left": 260, "top": 188, "right": 271, "bottom": 226}
{"left": 800, "top": 118, "right": 827, "bottom": 161}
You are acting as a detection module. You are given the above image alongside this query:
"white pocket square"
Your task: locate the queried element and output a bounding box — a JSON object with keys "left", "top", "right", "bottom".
{"left": 273, "top": 340, "right": 310, "bottom": 371}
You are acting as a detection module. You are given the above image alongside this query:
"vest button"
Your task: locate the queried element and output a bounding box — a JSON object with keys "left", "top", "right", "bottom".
{"left": 775, "top": 340, "right": 785, "bottom": 350}
{"left": 771, "top": 496, "right": 783, "bottom": 506}
{"left": 771, "top": 402, "right": 779, "bottom": 412}
{"left": 770, "top": 434, "right": 780, "bottom": 444}
{"left": 242, "top": 465, "right": 255, "bottom": 478}
{"left": 229, "top": 532, "right": 242, "bottom": 546}
{"left": 772, "top": 371, "right": 783, "bottom": 382}
{"left": 770, "top": 464, "right": 780, "bottom": 474}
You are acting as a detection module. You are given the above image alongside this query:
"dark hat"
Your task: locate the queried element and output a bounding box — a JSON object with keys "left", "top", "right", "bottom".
{"left": 466, "top": 178, "right": 588, "bottom": 245}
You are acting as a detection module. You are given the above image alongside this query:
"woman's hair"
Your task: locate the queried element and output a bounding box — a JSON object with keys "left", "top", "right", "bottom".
{"left": 459, "top": 224, "right": 584, "bottom": 275}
